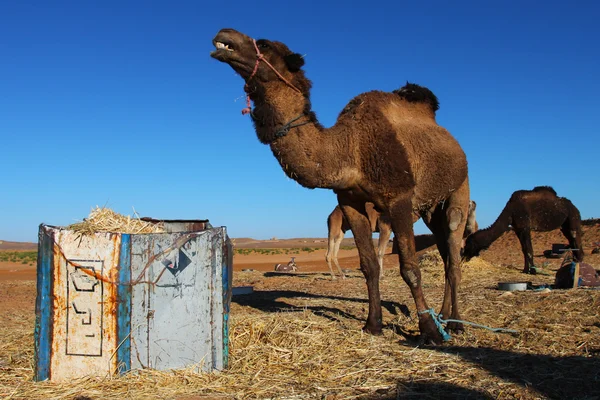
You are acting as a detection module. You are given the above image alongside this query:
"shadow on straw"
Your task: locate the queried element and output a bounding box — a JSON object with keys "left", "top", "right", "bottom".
{"left": 232, "top": 289, "right": 410, "bottom": 324}
{"left": 434, "top": 346, "right": 600, "bottom": 400}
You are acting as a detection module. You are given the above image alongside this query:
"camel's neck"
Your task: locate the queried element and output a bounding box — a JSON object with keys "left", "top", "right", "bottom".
{"left": 470, "top": 206, "right": 513, "bottom": 252}
{"left": 249, "top": 82, "right": 356, "bottom": 190}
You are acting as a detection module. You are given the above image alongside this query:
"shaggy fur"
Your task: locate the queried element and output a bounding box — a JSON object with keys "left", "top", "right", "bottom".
{"left": 463, "top": 186, "right": 584, "bottom": 274}
{"left": 211, "top": 28, "right": 471, "bottom": 344}
{"left": 326, "top": 83, "right": 474, "bottom": 281}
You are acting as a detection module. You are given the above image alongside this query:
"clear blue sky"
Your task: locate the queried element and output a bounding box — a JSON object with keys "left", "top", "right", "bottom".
{"left": 1, "top": 1, "right": 599, "bottom": 242}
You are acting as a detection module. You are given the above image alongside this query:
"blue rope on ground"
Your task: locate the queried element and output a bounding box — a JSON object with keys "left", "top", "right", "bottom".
{"left": 418, "top": 308, "right": 519, "bottom": 341}
{"left": 418, "top": 308, "right": 452, "bottom": 341}
{"left": 438, "top": 316, "right": 519, "bottom": 334}
{"left": 531, "top": 283, "right": 553, "bottom": 291}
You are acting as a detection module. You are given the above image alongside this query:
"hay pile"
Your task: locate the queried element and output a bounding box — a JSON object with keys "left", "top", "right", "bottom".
{"left": 67, "top": 206, "right": 165, "bottom": 235}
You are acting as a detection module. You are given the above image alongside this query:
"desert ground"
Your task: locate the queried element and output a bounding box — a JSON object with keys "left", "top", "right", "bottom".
{"left": 1, "top": 222, "right": 599, "bottom": 399}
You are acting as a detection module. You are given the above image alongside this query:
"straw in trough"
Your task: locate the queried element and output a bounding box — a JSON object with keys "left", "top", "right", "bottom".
{"left": 66, "top": 206, "right": 165, "bottom": 235}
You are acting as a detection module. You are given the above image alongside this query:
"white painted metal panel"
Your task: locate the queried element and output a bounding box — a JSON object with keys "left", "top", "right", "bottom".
{"left": 130, "top": 228, "right": 227, "bottom": 371}
{"left": 47, "top": 228, "right": 121, "bottom": 382}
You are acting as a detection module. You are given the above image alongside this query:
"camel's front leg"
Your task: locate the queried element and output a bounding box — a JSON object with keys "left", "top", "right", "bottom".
{"left": 516, "top": 229, "right": 535, "bottom": 274}
{"left": 561, "top": 221, "right": 584, "bottom": 263}
{"left": 421, "top": 207, "right": 456, "bottom": 331}
{"left": 338, "top": 195, "right": 382, "bottom": 335}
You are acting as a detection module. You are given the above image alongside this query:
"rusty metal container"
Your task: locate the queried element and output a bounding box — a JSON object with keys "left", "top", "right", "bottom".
{"left": 34, "top": 219, "right": 232, "bottom": 382}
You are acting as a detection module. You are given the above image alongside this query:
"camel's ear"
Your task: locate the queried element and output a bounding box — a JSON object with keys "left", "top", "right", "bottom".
{"left": 284, "top": 53, "right": 304, "bottom": 72}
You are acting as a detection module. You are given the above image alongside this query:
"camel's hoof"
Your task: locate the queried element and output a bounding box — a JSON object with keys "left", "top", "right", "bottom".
{"left": 524, "top": 267, "right": 536, "bottom": 275}
{"left": 362, "top": 324, "right": 383, "bottom": 336}
{"left": 418, "top": 317, "right": 445, "bottom": 345}
{"left": 446, "top": 321, "right": 464, "bottom": 334}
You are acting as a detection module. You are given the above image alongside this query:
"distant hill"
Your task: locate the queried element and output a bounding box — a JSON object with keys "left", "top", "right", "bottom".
{"left": 0, "top": 240, "right": 37, "bottom": 251}
{"left": 232, "top": 237, "right": 358, "bottom": 249}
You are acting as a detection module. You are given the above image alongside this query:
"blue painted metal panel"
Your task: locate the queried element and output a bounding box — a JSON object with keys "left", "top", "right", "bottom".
{"left": 222, "top": 232, "right": 232, "bottom": 369}
{"left": 117, "top": 234, "right": 132, "bottom": 374}
{"left": 34, "top": 226, "right": 54, "bottom": 381}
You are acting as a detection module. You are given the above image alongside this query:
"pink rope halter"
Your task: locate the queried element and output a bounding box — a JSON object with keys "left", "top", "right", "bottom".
{"left": 241, "top": 39, "right": 303, "bottom": 115}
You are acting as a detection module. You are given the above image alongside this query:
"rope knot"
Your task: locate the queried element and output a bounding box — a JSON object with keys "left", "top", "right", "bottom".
{"left": 418, "top": 308, "right": 452, "bottom": 342}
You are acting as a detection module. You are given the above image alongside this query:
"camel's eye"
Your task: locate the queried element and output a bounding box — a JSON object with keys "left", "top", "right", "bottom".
{"left": 257, "top": 40, "right": 271, "bottom": 50}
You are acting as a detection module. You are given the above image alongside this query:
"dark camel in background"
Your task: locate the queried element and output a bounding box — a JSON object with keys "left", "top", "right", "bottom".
{"left": 211, "top": 29, "right": 471, "bottom": 343}
{"left": 463, "top": 186, "right": 584, "bottom": 273}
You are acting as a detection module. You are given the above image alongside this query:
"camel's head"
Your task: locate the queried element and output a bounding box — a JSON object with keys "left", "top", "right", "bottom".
{"left": 461, "top": 233, "right": 482, "bottom": 261}
{"left": 210, "top": 28, "right": 308, "bottom": 92}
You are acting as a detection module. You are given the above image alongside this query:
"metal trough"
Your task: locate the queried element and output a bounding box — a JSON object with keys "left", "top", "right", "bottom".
{"left": 34, "top": 219, "right": 232, "bottom": 382}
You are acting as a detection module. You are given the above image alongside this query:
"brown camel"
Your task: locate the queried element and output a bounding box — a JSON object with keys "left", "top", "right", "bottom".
{"left": 325, "top": 83, "right": 445, "bottom": 281}
{"left": 463, "top": 186, "right": 584, "bottom": 274}
{"left": 326, "top": 200, "right": 479, "bottom": 280}
{"left": 210, "top": 29, "right": 471, "bottom": 343}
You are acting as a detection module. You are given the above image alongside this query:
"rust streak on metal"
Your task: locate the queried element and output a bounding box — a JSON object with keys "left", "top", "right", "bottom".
{"left": 50, "top": 243, "right": 66, "bottom": 369}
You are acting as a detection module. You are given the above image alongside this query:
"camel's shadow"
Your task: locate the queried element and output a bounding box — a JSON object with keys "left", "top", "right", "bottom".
{"left": 360, "top": 380, "right": 494, "bottom": 399}
{"left": 232, "top": 289, "right": 411, "bottom": 326}
{"left": 262, "top": 271, "right": 348, "bottom": 279}
{"left": 432, "top": 346, "right": 600, "bottom": 399}
{"left": 357, "top": 346, "right": 600, "bottom": 399}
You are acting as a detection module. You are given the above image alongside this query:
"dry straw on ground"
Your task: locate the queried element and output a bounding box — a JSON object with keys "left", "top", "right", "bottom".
{"left": 66, "top": 206, "right": 165, "bottom": 235}
{"left": 0, "top": 306, "right": 497, "bottom": 400}
{"left": 2, "top": 250, "right": 599, "bottom": 399}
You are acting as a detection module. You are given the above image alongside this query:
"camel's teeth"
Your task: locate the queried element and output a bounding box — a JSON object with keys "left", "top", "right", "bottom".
{"left": 215, "top": 42, "right": 234, "bottom": 52}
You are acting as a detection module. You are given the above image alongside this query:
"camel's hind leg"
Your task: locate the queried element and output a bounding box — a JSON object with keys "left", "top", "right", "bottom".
{"left": 422, "top": 180, "right": 469, "bottom": 334}
{"left": 338, "top": 195, "right": 382, "bottom": 334}
{"left": 377, "top": 216, "right": 392, "bottom": 280}
{"left": 326, "top": 230, "right": 346, "bottom": 280}
{"left": 560, "top": 219, "right": 584, "bottom": 262}
{"left": 388, "top": 194, "right": 445, "bottom": 344}
{"left": 515, "top": 228, "right": 535, "bottom": 274}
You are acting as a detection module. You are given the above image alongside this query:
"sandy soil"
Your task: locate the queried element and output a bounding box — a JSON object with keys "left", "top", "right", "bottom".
{"left": 1, "top": 221, "right": 599, "bottom": 399}
{"left": 0, "top": 261, "right": 37, "bottom": 282}
{"left": 1, "top": 223, "right": 598, "bottom": 310}
{"left": 233, "top": 248, "right": 360, "bottom": 272}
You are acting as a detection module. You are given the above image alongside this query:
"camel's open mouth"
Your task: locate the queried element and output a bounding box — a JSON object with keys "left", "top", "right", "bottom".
{"left": 210, "top": 29, "right": 253, "bottom": 68}
{"left": 210, "top": 37, "right": 237, "bottom": 61}
{"left": 214, "top": 41, "right": 234, "bottom": 52}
